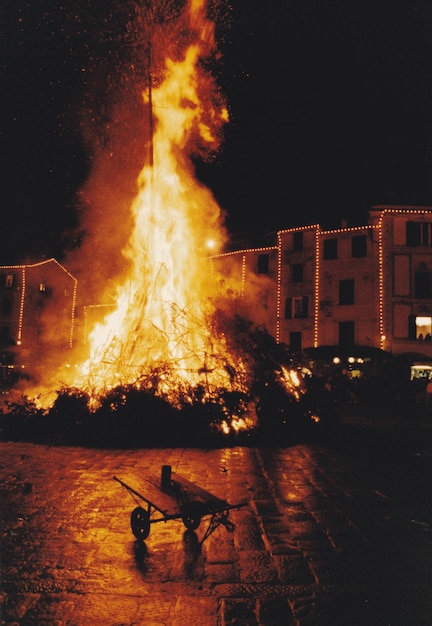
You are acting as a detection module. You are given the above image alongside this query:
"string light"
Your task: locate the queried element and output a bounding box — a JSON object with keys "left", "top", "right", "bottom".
{"left": 377, "top": 213, "right": 385, "bottom": 350}
{"left": 314, "top": 227, "right": 320, "bottom": 348}
{"left": 276, "top": 232, "right": 282, "bottom": 343}
{"left": 17, "top": 267, "right": 25, "bottom": 345}
{"left": 240, "top": 255, "right": 246, "bottom": 299}
{"left": 0, "top": 258, "right": 77, "bottom": 350}
{"left": 210, "top": 207, "right": 432, "bottom": 353}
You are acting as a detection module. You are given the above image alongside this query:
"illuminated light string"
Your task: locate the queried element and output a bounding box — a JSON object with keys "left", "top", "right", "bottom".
{"left": 314, "top": 227, "right": 320, "bottom": 348}
{"left": 74, "top": 203, "right": 431, "bottom": 390}
{"left": 208, "top": 246, "right": 277, "bottom": 258}
{"left": 211, "top": 206, "right": 432, "bottom": 352}
{"left": 240, "top": 255, "right": 246, "bottom": 299}
{"left": 321, "top": 224, "right": 372, "bottom": 235}
{"left": 378, "top": 214, "right": 386, "bottom": 350}
{"left": 377, "top": 206, "right": 432, "bottom": 350}
{"left": 276, "top": 231, "right": 282, "bottom": 343}
{"left": 278, "top": 224, "right": 320, "bottom": 235}
{"left": 17, "top": 268, "right": 25, "bottom": 345}
{"left": 374, "top": 206, "right": 432, "bottom": 214}
{"left": 51, "top": 259, "right": 79, "bottom": 350}
{"left": 0, "top": 258, "right": 77, "bottom": 350}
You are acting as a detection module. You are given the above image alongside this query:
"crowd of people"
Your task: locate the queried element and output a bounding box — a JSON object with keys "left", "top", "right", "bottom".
{"left": 311, "top": 365, "right": 432, "bottom": 420}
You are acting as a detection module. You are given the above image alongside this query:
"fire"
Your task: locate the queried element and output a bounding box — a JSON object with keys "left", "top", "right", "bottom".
{"left": 0, "top": 1, "right": 329, "bottom": 446}
{"left": 58, "top": 0, "right": 246, "bottom": 408}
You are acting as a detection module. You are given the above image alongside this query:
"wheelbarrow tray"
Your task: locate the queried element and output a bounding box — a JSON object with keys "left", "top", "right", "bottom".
{"left": 114, "top": 465, "right": 247, "bottom": 542}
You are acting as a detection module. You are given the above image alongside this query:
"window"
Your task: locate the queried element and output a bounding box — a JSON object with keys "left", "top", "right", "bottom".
{"left": 294, "top": 296, "right": 308, "bottom": 318}
{"left": 323, "top": 238, "right": 338, "bottom": 259}
{"left": 38, "top": 283, "right": 52, "bottom": 296}
{"left": 257, "top": 254, "right": 269, "bottom": 274}
{"left": 1, "top": 299, "right": 11, "bottom": 315}
{"left": 0, "top": 326, "right": 12, "bottom": 346}
{"left": 415, "top": 271, "right": 432, "bottom": 298}
{"left": 338, "top": 321, "right": 355, "bottom": 346}
{"left": 5, "top": 275, "right": 14, "bottom": 288}
{"left": 292, "top": 263, "right": 304, "bottom": 283}
{"left": 289, "top": 332, "right": 302, "bottom": 352}
{"left": 293, "top": 231, "right": 303, "bottom": 251}
{"left": 406, "top": 221, "right": 432, "bottom": 247}
{"left": 412, "top": 315, "right": 432, "bottom": 341}
{"left": 339, "top": 279, "right": 354, "bottom": 305}
{"left": 351, "top": 235, "right": 367, "bottom": 257}
{"left": 284, "top": 296, "right": 308, "bottom": 319}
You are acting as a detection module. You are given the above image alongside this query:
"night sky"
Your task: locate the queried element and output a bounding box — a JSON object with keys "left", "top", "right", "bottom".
{"left": 2, "top": 0, "right": 432, "bottom": 264}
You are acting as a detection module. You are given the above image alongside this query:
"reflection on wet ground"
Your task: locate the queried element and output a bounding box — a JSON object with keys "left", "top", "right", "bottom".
{"left": 1, "top": 416, "right": 432, "bottom": 624}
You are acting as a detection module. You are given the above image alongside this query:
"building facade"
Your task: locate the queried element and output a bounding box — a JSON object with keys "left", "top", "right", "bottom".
{"left": 0, "top": 259, "right": 77, "bottom": 372}
{"left": 3, "top": 206, "right": 432, "bottom": 379}
{"left": 212, "top": 206, "right": 432, "bottom": 360}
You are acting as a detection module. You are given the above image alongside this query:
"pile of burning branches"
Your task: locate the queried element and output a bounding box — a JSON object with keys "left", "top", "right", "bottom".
{"left": 0, "top": 313, "right": 339, "bottom": 447}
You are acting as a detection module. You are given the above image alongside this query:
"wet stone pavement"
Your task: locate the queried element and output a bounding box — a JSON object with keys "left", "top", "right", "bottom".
{"left": 1, "top": 413, "right": 432, "bottom": 625}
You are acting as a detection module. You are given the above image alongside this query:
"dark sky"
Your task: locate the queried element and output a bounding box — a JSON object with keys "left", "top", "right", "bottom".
{"left": 2, "top": 0, "right": 432, "bottom": 263}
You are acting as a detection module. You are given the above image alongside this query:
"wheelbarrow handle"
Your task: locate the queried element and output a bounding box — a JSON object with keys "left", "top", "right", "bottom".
{"left": 113, "top": 475, "right": 146, "bottom": 501}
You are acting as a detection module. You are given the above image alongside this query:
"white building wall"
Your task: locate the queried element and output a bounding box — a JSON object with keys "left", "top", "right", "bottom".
{"left": 210, "top": 206, "right": 432, "bottom": 358}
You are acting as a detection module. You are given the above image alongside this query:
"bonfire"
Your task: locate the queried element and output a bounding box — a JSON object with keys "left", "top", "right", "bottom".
{"left": 1, "top": 1, "right": 328, "bottom": 443}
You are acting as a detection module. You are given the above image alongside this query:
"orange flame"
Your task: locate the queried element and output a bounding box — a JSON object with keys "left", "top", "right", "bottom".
{"left": 62, "top": 0, "right": 241, "bottom": 405}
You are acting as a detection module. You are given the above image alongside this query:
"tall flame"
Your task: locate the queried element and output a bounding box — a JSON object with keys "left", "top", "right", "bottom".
{"left": 65, "top": 0, "right": 239, "bottom": 404}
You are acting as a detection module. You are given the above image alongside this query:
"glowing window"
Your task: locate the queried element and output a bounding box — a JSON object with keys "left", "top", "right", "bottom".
{"left": 415, "top": 316, "right": 432, "bottom": 341}
{"left": 5, "top": 275, "right": 13, "bottom": 288}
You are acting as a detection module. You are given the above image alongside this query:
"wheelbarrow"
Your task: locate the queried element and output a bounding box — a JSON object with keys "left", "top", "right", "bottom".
{"left": 114, "top": 465, "right": 247, "bottom": 544}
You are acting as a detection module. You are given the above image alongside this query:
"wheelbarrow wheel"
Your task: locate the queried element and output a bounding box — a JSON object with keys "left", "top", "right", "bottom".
{"left": 182, "top": 513, "right": 201, "bottom": 530}
{"left": 131, "top": 506, "right": 150, "bottom": 540}
{"left": 181, "top": 502, "right": 202, "bottom": 530}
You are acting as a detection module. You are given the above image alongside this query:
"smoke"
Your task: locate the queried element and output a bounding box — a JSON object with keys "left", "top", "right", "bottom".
{"left": 21, "top": 0, "right": 233, "bottom": 400}
{"left": 66, "top": 0, "right": 229, "bottom": 304}
{"left": 5, "top": 0, "right": 280, "bottom": 413}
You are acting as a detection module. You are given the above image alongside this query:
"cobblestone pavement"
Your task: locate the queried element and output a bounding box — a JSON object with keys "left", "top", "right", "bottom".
{"left": 1, "top": 415, "right": 432, "bottom": 625}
